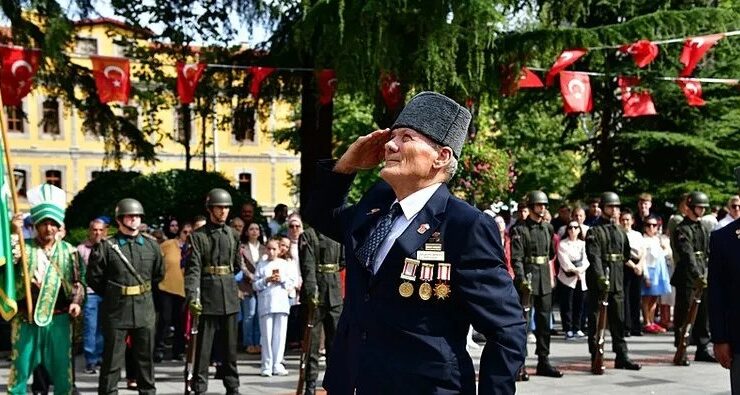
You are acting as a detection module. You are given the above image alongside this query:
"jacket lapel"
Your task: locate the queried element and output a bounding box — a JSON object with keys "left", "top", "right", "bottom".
{"left": 369, "top": 184, "right": 450, "bottom": 288}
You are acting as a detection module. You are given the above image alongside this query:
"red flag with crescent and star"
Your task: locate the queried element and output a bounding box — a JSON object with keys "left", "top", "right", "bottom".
{"left": 249, "top": 67, "right": 275, "bottom": 98}
{"left": 619, "top": 40, "right": 659, "bottom": 68}
{"left": 619, "top": 76, "right": 657, "bottom": 117}
{"left": 316, "top": 69, "right": 337, "bottom": 105}
{"left": 518, "top": 67, "right": 544, "bottom": 88}
{"left": 0, "top": 46, "right": 40, "bottom": 106}
{"left": 677, "top": 79, "right": 705, "bottom": 106}
{"left": 176, "top": 61, "right": 206, "bottom": 105}
{"left": 679, "top": 34, "right": 724, "bottom": 77}
{"left": 91, "top": 55, "right": 131, "bottom": 104}
{"left": 546, "top": 49, "right": 588, "bottom": 87}
{"left": 559, "top": 71, "right": 592, "bottom": 114}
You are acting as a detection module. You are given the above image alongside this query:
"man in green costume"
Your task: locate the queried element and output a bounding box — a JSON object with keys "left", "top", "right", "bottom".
{"left": 7, "top": 183, "right": 85, "bottom": 394}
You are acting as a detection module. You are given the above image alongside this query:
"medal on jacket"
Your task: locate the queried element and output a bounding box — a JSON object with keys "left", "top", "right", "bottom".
{"left": 399, "top": 258, "right": 420, "bottom": 297}
{"left": 434, "top": 263, "right": 452, "bottom": 300}
{"left": 418, "top": 263, "right": 434, "bottom": 300}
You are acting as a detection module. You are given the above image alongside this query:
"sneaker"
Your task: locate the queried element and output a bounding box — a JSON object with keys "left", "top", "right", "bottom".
{"left": 527, "top": 333, "right": 536, "bottom": 344}
{"left": 273, "top": 365, "right": 289, "bottom": 376}
{"left": 565, "top": 331, "right": 576, "bottom": 341}
{"left": 260, "top": 369, "right": 272, "bottom": 377}
{"left": 575, "top": 330, "right": 585, "bottom": 338}
{"left": 84, "top": 364, "right": 97, "bottom": 374}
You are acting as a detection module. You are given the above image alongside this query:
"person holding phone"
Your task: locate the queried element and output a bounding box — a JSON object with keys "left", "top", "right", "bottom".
{"left": 253, "top": 237, "right": 296, "bottom": 377}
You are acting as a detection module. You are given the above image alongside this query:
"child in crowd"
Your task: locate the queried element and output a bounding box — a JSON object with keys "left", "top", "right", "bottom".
{"left": 253, "top": 237, "right": 295, "bottom": 377}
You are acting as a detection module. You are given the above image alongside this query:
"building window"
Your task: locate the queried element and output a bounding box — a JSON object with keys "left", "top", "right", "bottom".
{"left": 13, "top": 169, "right": 27, "bottom": 197}
{"left": 41, "top": 98, "right": 61, "bottom": 135}
{"left": 45, "top": 170, "right": 62, "bottom": 188}
{"left": 112, "top": 38, "right": 130, "bottom": 57}
{"left": 238, "top": 173, "right": 252, "bottom": 198}
{"left": 233, "top": 105, "right": 255, "bottom": 142}
{"left": 5, "top": 105, "right": 24, "bottom": 133}
{"left": 75, "top": 37, "right": 98, "bottom": 55}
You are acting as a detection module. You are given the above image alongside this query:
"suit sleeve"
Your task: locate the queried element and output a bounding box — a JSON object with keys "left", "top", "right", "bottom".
{"left": 586, "top": 228, "right": 605, "bottom": 279}
{"left": 184, "top": 234, "right": 202, "bottom": 303}
{"left": 85, "top": 242, "right": 107, "bottom": 295}
{"left": 456, "top": 214, "right": 526, "bottom": 395}
{"left": 708, "top": 230, "right": 730, "bottom": 344}
{"left": 303, "top": 159, "right": 357, "bottom": 243}
{"left": 300, "top": 230, "right": 319, "bottom": 301}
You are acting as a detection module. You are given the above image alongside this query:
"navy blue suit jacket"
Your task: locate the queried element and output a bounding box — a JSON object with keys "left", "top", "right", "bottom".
{"left": 305, "top": 161, "right": 526, "bottom": 395}
{"left": 709, "top": 218, "right": 740, "bottom": 351}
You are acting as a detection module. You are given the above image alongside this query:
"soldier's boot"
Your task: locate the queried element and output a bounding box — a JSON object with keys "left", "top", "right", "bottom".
{"left": 516, "top": 366, "right": 529, "bottom": 381}
{"left": 615, "top": 355, "right": 642, "bottom": 370}
{"left": 304, "top": 380, "right": 316, "bottom": 395}
{"left": 695, "top": 348, "right": 718, "bottom": 363}
{"left": 536, "top": 356, "right": 563, "bottom": 378}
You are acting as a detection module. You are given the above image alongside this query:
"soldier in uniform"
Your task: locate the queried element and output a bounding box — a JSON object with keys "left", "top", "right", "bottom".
{"left": 185, "top": 188, "right": 241, "bottom": 394}
{"left": 671, "top": 191, "right": 717, "bottom": 364}
{"left": 86, "top": 198, "right": 164, "bottom": 394}
{"left": 585, "top": 192, "right": 641, "bottom": 371}
{"left": 299, "top": 226, "right": 345, "bottom": 395}
{"left": 511, "top": 191, "right": 562, "bottom": 378}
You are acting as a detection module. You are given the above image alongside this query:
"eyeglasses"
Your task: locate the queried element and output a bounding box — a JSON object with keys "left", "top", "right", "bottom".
{"left": 645, "top": 223, "right": 659, "bottom": 228}
{"left": 289, "top": 224, "right": 301, "bottom": 229}
{"left": 567, "top": 226, "right": 579, "bottom": 229}
{"left": 731, "top": 204, "right": 740, "bottom": 210}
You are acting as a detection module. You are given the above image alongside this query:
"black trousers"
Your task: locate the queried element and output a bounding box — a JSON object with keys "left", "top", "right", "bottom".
{"left": 99, "top": 324, "right": 155, "bottom": 395}
{"left": 558, "top": 281, "right": 585, "bottom": 333}
{"left": 155, "top": 292, "right": 186, "bottom": 357}
{"left": 674, "top": 285, "right": 710, "bottom": 351}
{"left": 587, "top": 291, "right": 628, "bottom": 358}
{"left": 287, "top": 303, "right": 303, "bottom": 345}
{"left": 306, "top": 303, "right": 343, "bottom": 382}
{"left": 623, "top": 267, "right": 643, "bottom": 333}
{"left": 533, "top": 293, "right": 553, "bottom": 358}
{"left": 194, "top": 313, "right": 239, "bottom": 394}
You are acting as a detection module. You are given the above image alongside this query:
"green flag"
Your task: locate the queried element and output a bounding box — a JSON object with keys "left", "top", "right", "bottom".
{"left": 0, "top": 137, "right": 17, "bottom": 321}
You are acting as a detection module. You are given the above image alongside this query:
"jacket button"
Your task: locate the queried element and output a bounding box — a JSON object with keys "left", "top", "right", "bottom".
{"left": 364, "top": 293, "right": 370, "bottom": 302}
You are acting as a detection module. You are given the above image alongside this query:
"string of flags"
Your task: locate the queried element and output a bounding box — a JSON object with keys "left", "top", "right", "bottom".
{"left": 505, "top": 30, "right": 740, "bottom": 117}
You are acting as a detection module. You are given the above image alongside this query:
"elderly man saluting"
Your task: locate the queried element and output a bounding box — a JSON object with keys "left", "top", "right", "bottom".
{"left": 305, "top": 92, "right": 526, "bottom": 395}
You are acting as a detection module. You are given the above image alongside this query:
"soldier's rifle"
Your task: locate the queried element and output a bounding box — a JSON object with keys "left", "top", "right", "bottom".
{"left": 592, "top": 267, "right": 610, "bottom": 375}
{"left": 184, "top": 289, "right": 200, "bottom": 395}
{"left": 673, "top": 284, "right": 704, "bottom": 365}
{"left": 297, "top": 296, "right": 318, "bottom": 395}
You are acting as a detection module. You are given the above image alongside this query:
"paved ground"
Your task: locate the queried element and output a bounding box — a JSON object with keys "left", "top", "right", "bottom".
{"left": 0, "top": 330, "right": 730, "bottom": 394}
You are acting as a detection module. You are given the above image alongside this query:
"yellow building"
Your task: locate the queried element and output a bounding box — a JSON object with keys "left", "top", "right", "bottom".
{"left": 5, "top": 18, "right": 301, "bottom": 213}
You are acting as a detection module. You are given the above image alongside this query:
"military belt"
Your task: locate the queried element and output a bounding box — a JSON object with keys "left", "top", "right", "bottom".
{"left": 525, "top": 256, "right": 548, "bottom": 265}
{"left": 116, "top": 282, "right": 151, "bottom": 296}
{"left": 204, "top": 265, "right": 232, "bottom": 276}
{"left": 317, "top": 264, "right": 339, "bottom": 273}
{"left": 604, "top": 253, "right": 623, "bottom": 262}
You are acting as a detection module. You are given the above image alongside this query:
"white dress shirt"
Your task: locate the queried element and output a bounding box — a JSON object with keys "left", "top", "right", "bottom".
{"left": 371, "top": 183, "right": 442, "bottom": 273}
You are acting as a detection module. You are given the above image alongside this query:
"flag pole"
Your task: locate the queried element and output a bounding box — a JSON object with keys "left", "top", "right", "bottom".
{"left": 0, "top": 94, "right": 33, "bottom": 321}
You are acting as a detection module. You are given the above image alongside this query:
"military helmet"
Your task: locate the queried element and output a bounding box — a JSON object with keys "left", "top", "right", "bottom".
{"left": 526, "top": 190, "right": 549, "bottom": 206}
{"left": 600, "top": 191, "right": 621, "bottom": 207}
{"left": 206, "top": 188, "right": 233, "bottom": 207}
{"left": 687, "top": 191, "right": 710, "bottom": 208}
{"left": 115, "top": 198, "right": 145, "bottom": 217}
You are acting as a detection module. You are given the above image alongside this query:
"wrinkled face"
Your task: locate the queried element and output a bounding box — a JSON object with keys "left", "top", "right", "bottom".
{"left": 241, "top": 204, "right": 255, "bottom": 222}
{"left": 230, "top": 219, "right": 244, "bottom": 235}
{"left": 89, "top": 221, "right": 106, "bottom": 243}
{"left": 119, "top": 214, "right": 142, "bottom": 231}
{"left": 209, "top": 206, "right": 230, "bottom": 224}
{"left": 729, "top": 199, "right": 740, "bottom": 219}
{"left": 288, "top": 220, "right": 302, "bottom": 238}
{"left": 247, "top": 223, "right": 261, "bottom": 241}
{"left": 266, "top": 240, "right": 279, "bottom": 260}
{"left": 380, "top": 128, "right": 443, "bottom": 185}
{"left": 36, "top": 219, "right": 60, "bottom": 243}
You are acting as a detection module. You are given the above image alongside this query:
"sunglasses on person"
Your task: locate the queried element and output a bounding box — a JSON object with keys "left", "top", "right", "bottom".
{"left": 289, "top": 224, "right": 302, "bottom": 229}
{"left": 567, "top": 226, "right": 580, "bottom": 230}
{"left": 645, "top": 223, "right": 659, "bottom": 228}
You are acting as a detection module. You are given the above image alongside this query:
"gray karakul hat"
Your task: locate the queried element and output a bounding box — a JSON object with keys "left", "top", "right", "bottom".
{"left": 390, "top": 91, "right": 471, "bottom": 158}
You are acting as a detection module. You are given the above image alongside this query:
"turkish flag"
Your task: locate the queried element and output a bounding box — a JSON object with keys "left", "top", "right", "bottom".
{"left": 519, "top": 67, "right": 544, "bottom": 88}
{"left": 316, "top": 69, "right": 337, "bottom": 105}
{"left": 559, "top": 71, "right": 592, "bottom": 114}
{"left": 0, "top": 46, "right": 40, "bottom": 106}
{"left": 249, "top": 67, "right": 275, "bottom": 98}
{"left": 677, "top": 79, "right": 705, "bottom": 106}
{"left": 91, "top": 56, "right": 131, "bottom": 104}
{"left": 619, "top": 40, "right": 659, "bottom": 68}
{"left": 546, "top": 49, "right": 588, "bottom": 86}
{"left": 619, "top": 76, "right": 657, "bottom": 117}
{"left": 380, "top": 73, "right": 403, "bottom": 111}
{"left": 176, "top": 61, "right": 206, "bottom": 105}
{"left": 679, "top": 34, "right": 724, "bottom": 76}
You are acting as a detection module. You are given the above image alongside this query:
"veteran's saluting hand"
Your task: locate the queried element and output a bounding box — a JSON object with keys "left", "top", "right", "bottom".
{"left": 333, "top": 128, "right": 390, "bottom": 174}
